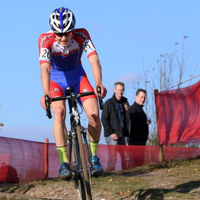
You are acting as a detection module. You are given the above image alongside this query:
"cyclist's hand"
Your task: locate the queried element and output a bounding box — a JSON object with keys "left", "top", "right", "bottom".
{"left": 40, "top": 95, "right": 51, "bottom": 110}
{"left": 96, "top": 85, "right": 107, "bottom": 98}
{"left": 101, "top": 85, "right": 107, "bottom": 98}
{"left": 40, "top": 96, "right": 46, "bottom": 110}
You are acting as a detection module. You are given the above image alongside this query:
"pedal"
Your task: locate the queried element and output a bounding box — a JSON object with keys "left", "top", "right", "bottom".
{"left": 71, "top": 170, "right": 76, "bottom": 179}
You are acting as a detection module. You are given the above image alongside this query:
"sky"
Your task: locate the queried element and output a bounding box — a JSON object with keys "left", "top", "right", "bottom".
{"left": 1, "top": 1, "right": 200, "bottom": 144}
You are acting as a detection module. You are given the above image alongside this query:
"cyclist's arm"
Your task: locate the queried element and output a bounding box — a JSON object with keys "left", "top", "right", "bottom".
{"left": 88, "top": 54, "right": 107, "bottom": 98}
{"left": 89, "top": 54, "right": 102, "bottom": 86}
{"left": 40, "top": 62, "right": 51, "bottom": 109}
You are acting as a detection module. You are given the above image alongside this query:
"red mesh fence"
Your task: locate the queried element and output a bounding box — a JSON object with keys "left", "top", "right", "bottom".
{"left": 97, "top": 145, "right": 159, "bottom": 171}
{"left": 163, "top": 146, "right": 200, "bottom": 161}
{"left": 155, "top": 80, "right": 200, "bottom": 145}
{"left": 0, "top": 137, "right": 45, "bottom": 183}
{"left": 1, "top": 136, "right": 200, "bottom": 183}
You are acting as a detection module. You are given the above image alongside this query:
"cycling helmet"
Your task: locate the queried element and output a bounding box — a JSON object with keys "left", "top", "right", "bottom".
{"left": 49, "top": 7, "right": 76, "bottom": 33}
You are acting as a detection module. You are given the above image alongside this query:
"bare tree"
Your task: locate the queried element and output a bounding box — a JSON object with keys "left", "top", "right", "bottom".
{"left": 133, "top": 36, "right": 198, "bottom": 146}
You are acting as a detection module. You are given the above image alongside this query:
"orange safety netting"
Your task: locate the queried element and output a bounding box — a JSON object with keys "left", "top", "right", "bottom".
{"left": 1, "top": 136, "right": 200, "bottom": 183}
{"left": 155, "top": 80, "right": 200, "bottom": 145}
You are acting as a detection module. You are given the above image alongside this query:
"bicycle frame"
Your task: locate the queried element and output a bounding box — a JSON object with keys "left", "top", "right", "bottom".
{"left": 66, "top": 88, "right": 92, "bottom": 200}
{"left": 45, "top": 86, "right": 103, "bottom": 200}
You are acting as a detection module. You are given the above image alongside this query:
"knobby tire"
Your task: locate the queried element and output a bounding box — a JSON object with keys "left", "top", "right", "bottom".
{"left": 76, "top": 126, "right": 92, "bottom": 200}
{"left": 71, "top": 136, "right": 86, "bottom": 200}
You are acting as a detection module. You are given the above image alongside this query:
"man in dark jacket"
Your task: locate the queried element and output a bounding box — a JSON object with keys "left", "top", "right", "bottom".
{"left": 102, "top": 82, "right": 129, "bottom": 145}
{"left": 128, "top": 89, "right": 151, "bottom": 146}
{"left": 101, "top": 82, "right": 129, "bottom": 170}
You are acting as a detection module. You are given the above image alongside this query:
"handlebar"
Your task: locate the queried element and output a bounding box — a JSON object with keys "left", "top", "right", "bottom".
{"left": 96, "top": 86, "right": 104, "bottom": 110}
{"left": 45, "top": 86, "right": 104, "bottom": 119}
{"left": 45, "top": 95, "right": 52, "bottom": 119}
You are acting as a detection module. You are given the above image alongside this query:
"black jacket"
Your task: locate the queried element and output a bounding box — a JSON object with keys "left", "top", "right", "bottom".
{"left": 128, "top": 102, "right": 149, "bottom": 144}
{"left": 101, "top": 94, "right": 129, "bottom": 137}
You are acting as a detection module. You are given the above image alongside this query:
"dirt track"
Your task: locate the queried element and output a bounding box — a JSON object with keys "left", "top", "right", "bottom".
{"left": 1, "top": 159, "right": 200, "bottom": 199}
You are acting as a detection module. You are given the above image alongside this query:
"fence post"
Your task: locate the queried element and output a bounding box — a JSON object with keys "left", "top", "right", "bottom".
{"left": 44, "top": 138, "right": 49, "bottom": 178}
{"left": 159, "top": 145, "right": 164, "bottom": 162}
{"left": 154, "top": 89, "right": 164, "bottom": 162}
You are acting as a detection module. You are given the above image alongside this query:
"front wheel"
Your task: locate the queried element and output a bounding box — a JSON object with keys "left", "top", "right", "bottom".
{"left": 76, "top": 126, "right": 92, "bottom": 200}
{"left": 70, "top": 134, "right": 87, "bottom": 200}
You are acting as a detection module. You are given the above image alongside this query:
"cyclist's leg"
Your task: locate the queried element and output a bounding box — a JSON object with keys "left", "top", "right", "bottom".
{"left": 50, "top": 80, "right": 71, "bottom": 179}
{"left": 51, "top": 102, "right": 67, "bottom": 145}
{"left": 77, "top": 74, "right": 103, "bottom": 177}
{"left": 83, "top": 98, "right": 101, "bottom": 141}
{"left": 83, "top": 98, "right": 103, "bottom": 177}
{"left": 75, "top": 73, "right": 101, "bottom": 142}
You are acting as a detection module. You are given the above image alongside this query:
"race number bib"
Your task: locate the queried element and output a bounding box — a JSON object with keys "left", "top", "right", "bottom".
{"left": 83, "top": 40, "right": 95, "bottom": 56}
{"left": 39, "top": 48, "right": 50, "bottom": 61}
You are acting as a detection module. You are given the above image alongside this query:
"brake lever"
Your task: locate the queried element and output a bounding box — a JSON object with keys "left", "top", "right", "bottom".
{"left": 45, "top": 95, "right": 52, "bottom": 119}
{"left": 96, "top": 86, "right": 104, "bottom": 110}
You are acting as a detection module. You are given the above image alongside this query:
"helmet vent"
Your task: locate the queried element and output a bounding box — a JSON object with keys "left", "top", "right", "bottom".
{"left": 53, "top": 22, "right": 60, "bottom": 29}
{"left": 56, "top": 15, "right": 60, "bottom": 20}
{"left": 63, "top": 14, "right": 66, "bottom": 21}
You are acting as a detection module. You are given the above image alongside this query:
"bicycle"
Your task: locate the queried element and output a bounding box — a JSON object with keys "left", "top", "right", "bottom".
{"left": 45, "top": 86, "right": 103, "bottom": 200}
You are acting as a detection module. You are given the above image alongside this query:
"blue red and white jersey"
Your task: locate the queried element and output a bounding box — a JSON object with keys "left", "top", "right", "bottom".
{"left": 38, "top": 28, "right": 97, "bottom": 71}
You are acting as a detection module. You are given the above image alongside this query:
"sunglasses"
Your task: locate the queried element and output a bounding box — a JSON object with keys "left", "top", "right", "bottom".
{"left": 55, "top": 31, "right": 73, "bottom": 37}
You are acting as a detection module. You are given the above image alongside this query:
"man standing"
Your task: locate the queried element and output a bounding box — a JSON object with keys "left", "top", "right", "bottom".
{"left": 101, "top": 82, "right": 129, "bottom": 170}
{"left": 128, "top": 89, "right": 151, "bottom": 146}
{"left": 102, "top": 82, "right": 129, "bottom": 145}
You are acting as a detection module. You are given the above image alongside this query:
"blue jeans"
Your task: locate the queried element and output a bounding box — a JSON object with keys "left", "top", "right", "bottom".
{"left": 105, "top": 136, "right": 129, "bottom": 170}
{"left": 105, "top": 135, "right": 126, "bottom": 145}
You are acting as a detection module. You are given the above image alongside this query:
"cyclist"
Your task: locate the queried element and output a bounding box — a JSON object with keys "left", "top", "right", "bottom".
{"left": 38, "top": 7, "right": 107, "bottom": 179}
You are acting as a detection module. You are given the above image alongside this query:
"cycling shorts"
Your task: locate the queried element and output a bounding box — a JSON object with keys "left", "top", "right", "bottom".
{"left": 50, "top": 66, "right": 96, "bottom": 104}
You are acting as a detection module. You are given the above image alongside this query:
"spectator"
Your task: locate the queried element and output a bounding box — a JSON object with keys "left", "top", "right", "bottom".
{"left": 101, "top": 82, "right": 130, "bottom": 170}
{"left": 123, "top": 99, "right": 130, "bottom": 145}
{"left": 128, "top": 89, "right": 151, "bottom": 146}
{"left": 124, "top": 101, "right": 130, "bottom": 111}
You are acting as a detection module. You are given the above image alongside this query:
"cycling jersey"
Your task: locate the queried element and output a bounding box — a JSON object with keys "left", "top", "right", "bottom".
{"left": 38, "top": 28, "right": 97, "bottom": 102}
{"left": 39, "top": 28, "right": 97, "bottom": 71}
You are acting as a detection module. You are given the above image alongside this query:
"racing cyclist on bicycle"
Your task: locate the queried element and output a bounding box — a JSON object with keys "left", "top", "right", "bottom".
{"left": 38, "top": 7, "right": 107, "bottom": 179}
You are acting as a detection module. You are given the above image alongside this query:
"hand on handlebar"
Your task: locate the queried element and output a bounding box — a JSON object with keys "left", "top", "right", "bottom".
{"left": 43, "top": 86, "right": 106, "bottom": 119}
{"left": 44, "top": 95, "right": 52, "bottom": 119}
{"left": 40, "top": 96, "right": 47, "bottom": 110}
{"left": 95, "top": 85, "right": 107, "bottom": 99}
{"left": 96, "top": 85, "right": 105, "bottom": 110}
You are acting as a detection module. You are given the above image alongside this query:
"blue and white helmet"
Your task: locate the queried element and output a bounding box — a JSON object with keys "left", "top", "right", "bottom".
{"left": 49, "top": 7, "right": 76, "bottom": 33}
